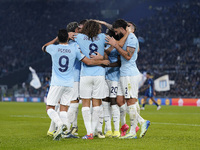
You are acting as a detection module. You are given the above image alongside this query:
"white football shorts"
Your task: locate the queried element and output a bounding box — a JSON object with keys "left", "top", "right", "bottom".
{"left": 71, "top": 82, "right": 80, "bottom": 101}
{"left": 80, "top": 76, "right": 106, "bottom": 99}
{"left": 117, "top": 74, "right": 140, "bottom": 99}
{"left": 106, "top": 80, "right": 118, "bottom": 98}
{"left": 46, "top": 86, "right": 74, "bottom": 106}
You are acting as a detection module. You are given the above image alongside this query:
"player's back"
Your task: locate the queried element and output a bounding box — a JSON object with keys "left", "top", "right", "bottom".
{"left": 75, "top": 33, "right": 106, "bottom": 76}
{"left": 46, "top": 43, "right": 82, "bottom": 87}
{"left": 69, "top": 40, "right": 81, "bottom": 82}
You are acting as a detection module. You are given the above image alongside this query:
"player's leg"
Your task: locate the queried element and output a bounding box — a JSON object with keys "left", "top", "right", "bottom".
{"left": 117, "top": 80, "right": 129, "bottom": 137}
{"left": 135, "top": 100, "right": 145, "bottom": 128}
{"left": 103, "top": 98, "right": 112, "bottom": 137}
{"left": 134, "top": 75, "right": 151, "bottom": 138}
{"left": 59, "top": 87, "right": 79, "bottom": 139}
{"left": 47, "top": 103, "right": 59, "bottom": 136}
{"left": 110, "top": 98, "right": 120, "bottom": 138}
{"left": 103, "top": 80, "right": 112, "bottom": 137}
{"left": 135, "top": 100, "right": 140, "bottom": 133}
{"left": 96, "top": 101, "right": 104, "bottom": 138}
{"left": 46, "top": 86, "right": 68, "bottom": 140}
{"left": 68, "top": 100, "right": 79, "bottom": 134}
{"left": 67, "top": 82, "right": 80, "bottom": 134}
{"left": 109, "top": 80, "right": 120, "bottom": 138}
{"left": 71, "top": 82, "right": 80, "bottom": 131}
{"left": 81, "top": 98, "right": 93, "bottom": 139}
{"left": 141, "top": 96, "right": 148, "bottom": 110}
{"left": 120, "top": 75, "right": 150, "bottom": 139}
{"left": 59, "top": 104, "right": 68, "bottom": 130}
{"left": 91, "top": 76, "right": 105, "bottom": 138}
{"left": 80, "top": 76, "right": 93, "bottom": 139}
{"left": 150, "top": 97, "right": 161, "bottom": 110}
{"left": 92, "top": 98, "right": 105, "bottom": 138}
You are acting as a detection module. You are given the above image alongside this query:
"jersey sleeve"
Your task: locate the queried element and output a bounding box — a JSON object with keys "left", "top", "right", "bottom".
{"left": 75, "top": 44, "right": 85, "bottom": 61}
{"left": 74, "top": 34, "right": 81, "bottom": 42}
{"left": 127, "top": 34, "right": 137, "bottom": 49}
{"left": 46, "top": 44, "right": 54, "bottom": 55}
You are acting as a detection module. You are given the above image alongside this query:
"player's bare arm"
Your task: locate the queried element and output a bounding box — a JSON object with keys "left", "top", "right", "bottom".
{"left": 109, "top": 55, "right": 121, "bottom": 67}
{"left": 94, "top": 20, "right": 112, "bottom": 30}
{"left": 127, "top": 46, "right": 135, "bottom": 57}
{"left": 90, "top": 52, "right": 103, "bottom": 60}
{"left": 106, "top": 36, "right": 134, "bottom": 60}
{"left": 81, "top": 57, "right": 110, "bottom": 66}
{"left": 105, "top": 45, "right": 114, "bottom": 56}
{"left": 117, "top": 26, "right": 132, "bottom": 47}
{"left": 90, "top": 51, "right": 108, "bottom": 60}
{"left": 42, "top": 37, "right": 58, "bottom": 52}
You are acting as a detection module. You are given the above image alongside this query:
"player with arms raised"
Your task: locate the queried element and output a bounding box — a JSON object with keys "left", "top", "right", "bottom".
{"left": 74, "top": 20, "right": 108, "bottom": 139}
{"left": 42, "top": 29, "right": 109, "bottom": 140}
{"left": 106, "top": 19, "right": 150, "bottom": 139}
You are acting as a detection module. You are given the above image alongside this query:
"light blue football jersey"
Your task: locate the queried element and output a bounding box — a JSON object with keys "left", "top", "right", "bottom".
{"left": 120, "top": 33, "right": 140, "bottom": 76}
{"left": 69, "top": 40, "right": 81, "bottom": 82}
{"left": 46, "top": 43, "right": 85, "bottom": 87}
{"left": 106, "top": 47, "right": 120, "bottom": 82}
{"left": 75, "top": 33, "right": 106, "bottom": 76}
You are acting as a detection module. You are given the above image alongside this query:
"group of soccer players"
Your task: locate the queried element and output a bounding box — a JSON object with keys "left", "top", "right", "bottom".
{"left": 42, "top": 18, "right": 150, "bottom": 140}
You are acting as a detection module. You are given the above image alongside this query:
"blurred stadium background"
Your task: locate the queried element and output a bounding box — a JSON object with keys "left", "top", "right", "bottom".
{"left": 0, "top": 0, "right": 199, "bottom": 105}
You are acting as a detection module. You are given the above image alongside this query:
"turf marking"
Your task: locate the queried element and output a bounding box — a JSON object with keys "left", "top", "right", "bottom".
{"left": 152, "top": 122, "right": 200, "bottom": 127}
{"left": 11, "top": 115, "right": 48, "bottom": 118}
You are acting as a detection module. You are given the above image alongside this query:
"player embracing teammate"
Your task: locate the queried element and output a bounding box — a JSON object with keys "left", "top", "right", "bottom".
{"left": 106, "top": 19, "right": 150, "bottom": 139}
{"left": 42, "top": 19, "right": 150, "bottom": 140}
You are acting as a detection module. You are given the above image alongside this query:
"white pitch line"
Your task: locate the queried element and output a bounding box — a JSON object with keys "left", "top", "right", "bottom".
{"left": 10, "top": 115, "right": 48, "bottom": 119}
{"left": 152, "top": 122, "right": 200, "bottom": 127}
{"left": 145, "top": 112, "right": 200, "bottom": 115}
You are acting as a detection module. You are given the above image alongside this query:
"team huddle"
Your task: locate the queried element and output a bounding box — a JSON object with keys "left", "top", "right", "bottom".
{"left": 42, "top": 19, "right": 150, "bottom": 140}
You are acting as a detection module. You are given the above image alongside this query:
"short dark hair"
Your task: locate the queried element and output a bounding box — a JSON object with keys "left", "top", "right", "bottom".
{"left": 106, "top": 29, "right": 120, "bottom": 40}
{"left": 128, "top": 21, "right": 137, "bottom": 32}
{"left": 112, "top": 19, "right": 128, "bottom": 30}
{"left": 67, "top": 22, "right": 79, "bottom": 32}
{"left": 79, "top": 19, "right": 88, "bottom": 26}
{"left": 58, "top": 29, "right": 68, "bottom": 43}
{"left": 146, "top": 72, "right": 152, "bottom": 76}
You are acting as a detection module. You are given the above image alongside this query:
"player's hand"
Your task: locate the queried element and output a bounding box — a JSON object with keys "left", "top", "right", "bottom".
{"left": 102, "top": 60, "right": 110, "bottom": 66}
{"left": 68, "top": 32, "right": 77, "bottom": 40}
{"left": 90, "top": 52, "right": 103, "bottom": 60}
{"left": 106, "top": 36, "right": 118, "bottom": 47}
{"left": 154, "top": 91, "right": 156, "bottom": 96}
{"left": 54, "top": 37, "right": 59, "bottom": 42}
{"left": 126, "top": 26, "right": 133, "bottom": 33}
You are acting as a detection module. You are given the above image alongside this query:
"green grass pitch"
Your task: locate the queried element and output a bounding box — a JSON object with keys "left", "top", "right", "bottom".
{"left": 0, "top": 102, "right": 200, "bottom": 150}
